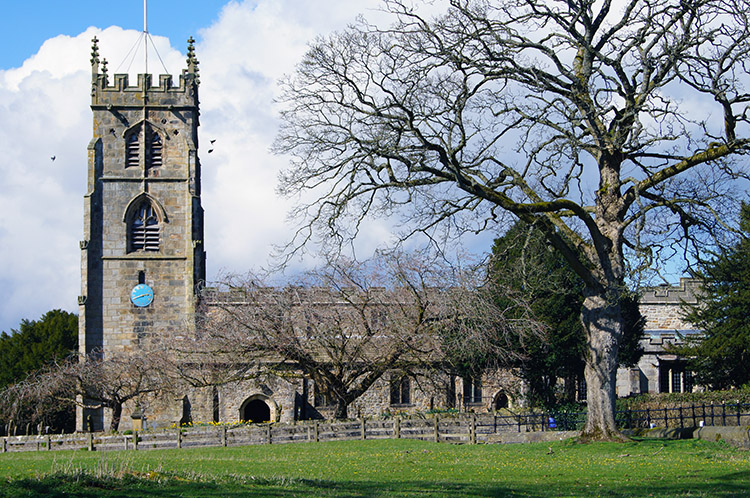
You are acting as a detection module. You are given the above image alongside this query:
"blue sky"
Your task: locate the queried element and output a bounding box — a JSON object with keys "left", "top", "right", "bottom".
{"left": 0, "top": 1, "right": 228, "bottom": 69}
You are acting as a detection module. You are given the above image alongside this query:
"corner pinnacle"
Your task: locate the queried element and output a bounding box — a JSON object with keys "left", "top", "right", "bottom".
{"left": 90, "top": 36, "right": 100, "bottom": 70}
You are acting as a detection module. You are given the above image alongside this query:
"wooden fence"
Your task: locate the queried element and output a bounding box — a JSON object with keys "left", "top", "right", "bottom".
{"left": 2, "top": 402, "right": 749, "bottom": 453}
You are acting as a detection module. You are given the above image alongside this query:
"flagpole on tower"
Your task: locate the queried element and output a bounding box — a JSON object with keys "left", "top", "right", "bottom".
{"left": 143, "top": 0, "right": 148, "bottom": 75}
{"left": 112, "top": 0, "right": 168, "bottom": 77}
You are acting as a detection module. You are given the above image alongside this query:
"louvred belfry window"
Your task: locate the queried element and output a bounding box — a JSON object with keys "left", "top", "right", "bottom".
{"left": 130, "top": 202, "right": 160, "bottom": 252}
{"left": 126, "top": 124, "right": 163, "bottom": 171}
{"left": 148, "top": 129, "right": 163, "bottom": 170}
{"left": 126, "top": 130, "right": 140, "bottom": 168}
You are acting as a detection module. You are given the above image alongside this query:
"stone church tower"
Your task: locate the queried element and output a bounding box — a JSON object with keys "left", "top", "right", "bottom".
{"left": 78, "top": 37, "right": 206, "bottom": 431}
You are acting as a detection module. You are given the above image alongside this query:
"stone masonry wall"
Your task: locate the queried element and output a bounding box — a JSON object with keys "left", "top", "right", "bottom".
{"left": 79, "top": 38, "right": 205, "bottom": 431}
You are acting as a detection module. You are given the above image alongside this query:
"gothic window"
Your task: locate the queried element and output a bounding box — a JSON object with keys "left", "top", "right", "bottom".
{"left": 212, "top": 386, "right": 220, "bottom": 423}
{"left": 125, "top": 123, "right": 164, "bottom": 171}
{"left": 129, "top": 201, "right": 160, "bottom": 252}
{"left": 147, "top": 128, "right": 163, "bottom": 172}
{"left": 126, "top": 129, "right": 140, "bottom": 168}
{"left": 390, "top": 374, "right": 411, "bottom": 406}
{"left": 463, "top": 376, "right": 482, "bottom": 405}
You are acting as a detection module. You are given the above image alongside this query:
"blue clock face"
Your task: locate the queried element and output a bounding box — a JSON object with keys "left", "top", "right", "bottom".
{"left": 130, "top": 284, "right": 154, "bottom": 307}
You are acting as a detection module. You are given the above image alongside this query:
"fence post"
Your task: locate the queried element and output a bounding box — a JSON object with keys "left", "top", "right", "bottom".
{"left": 87, "top": 432, "right": 94, "bottom": 451}
{"left": 679, "top": 406, "right": 684, "bottom": 429}
{"left": 133, "top": 431, "right": 138, "bottom": 451}
{"left": 2, "top": 437, "right": 6, "bottom": 453}
{"left": 664, "top": 408, "right": 668, "bottom": 428}
{"left": 722, "top": 403, "right": 726, "bottom": 426}
{"left": 471, "top": 414, "right": 477, "bottom": 445}
{"left": 737, "top": 403, "right": 742, "bottom": 426}
{"left": 314, "top": 421, "right": 319, "bottom": 443}
{"left": 691, "top": 405, "right": 696, "bottom": 427}
{"left": 395, "top": 417, "right": 401, "bottom": 439}
{"left": 434, "top": 415, "right": 439, "bottom": 443}
{"left": 222, "top": 426, "right": 228, "bottom": 447}
{"left": 177, "top": 428, "right": 182, "bottom": 449}
{"left": 711, "top": 404, "right": 714, "bottom": 426}
{"left": 46, "top": 435, "right": 51, "bottom": 451}
{"left": 360, "top": 418, "right": 366, "bottom": 440}
{"left": 124, "top": 435, "right": 129, "bottom": 451}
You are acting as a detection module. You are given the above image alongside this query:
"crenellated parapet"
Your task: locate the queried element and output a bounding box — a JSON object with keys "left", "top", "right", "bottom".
{"left": 90, "top": 36, "right": 199, "bottom": 109}
{"left": 640, "top": 278, "right": 701, "bottom": 305}
{"left": 639, "top": 278, "right": 701, "bottom": 333}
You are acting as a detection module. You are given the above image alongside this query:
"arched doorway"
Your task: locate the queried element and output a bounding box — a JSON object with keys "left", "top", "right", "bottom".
{"left": 239, "top": 394, "right": 277, "bottom": 423}
{"left": 493, "top": 391, "right": 509, "bottom": 410}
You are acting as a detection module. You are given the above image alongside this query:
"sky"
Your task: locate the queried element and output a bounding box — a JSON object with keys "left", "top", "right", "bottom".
{"left": 0, "top": 1, "right": 714, "bottom": 334}
{"left": 1, "top": 0, "right": 494, "bottom": 333}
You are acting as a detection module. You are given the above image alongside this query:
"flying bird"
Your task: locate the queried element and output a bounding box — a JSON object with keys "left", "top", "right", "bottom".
{"left": 51, "top": 156, "right": 56, "bottom": 161}
{"left": 208, "top": 149, "right": 214, "bottom": 154}
{"left": 210, "top": 139, "right": 216, "bottom": 144}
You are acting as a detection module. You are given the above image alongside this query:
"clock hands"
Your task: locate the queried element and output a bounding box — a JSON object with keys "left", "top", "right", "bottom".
{"left": 131, "top": 285, "right": 154, "bottom": 307}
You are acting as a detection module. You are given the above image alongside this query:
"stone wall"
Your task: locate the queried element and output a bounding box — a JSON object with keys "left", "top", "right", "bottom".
{"left": 639, "top": 278, "right": 700, "bottom": 331}
{"left": 616, "top": 278, "right": 702, "bottom": 397}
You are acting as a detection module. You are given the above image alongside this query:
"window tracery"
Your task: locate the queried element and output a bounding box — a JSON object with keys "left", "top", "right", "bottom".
{"left": 129, "top": 201, "right": 160, "bottom": 252}
{"left": 124, "top": 123, "right": 164, "bottom": 172}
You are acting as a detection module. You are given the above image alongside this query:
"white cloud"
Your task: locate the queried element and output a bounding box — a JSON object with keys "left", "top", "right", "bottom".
{"left": 0, "top": 0, "right": 430, "bottom": 332}
{"left": 196, "top": 0, "right": 395, "bottom": 274}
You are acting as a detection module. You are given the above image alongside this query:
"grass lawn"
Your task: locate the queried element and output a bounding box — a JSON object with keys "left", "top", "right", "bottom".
{"left": 0, "top": 437, "right": 748, "bottom": 497}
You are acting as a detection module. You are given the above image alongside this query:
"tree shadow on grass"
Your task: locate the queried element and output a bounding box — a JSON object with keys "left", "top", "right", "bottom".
{"left": 2, "top": 474, "right": 750, "bottom": 498}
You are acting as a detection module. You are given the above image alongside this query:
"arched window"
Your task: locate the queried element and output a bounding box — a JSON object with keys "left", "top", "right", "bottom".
{"left": 389, "top": 374, "right": 411, "bottom": 406}
{"left": 129, "top": 201, "right": 160, "bottom": 252}
{"left": 124, "top": 123, "right": 163, "bottom": 171}
{"left": 125, "top": 128, "right": 140, "bottom": 168}
{"left": 463, "top": 376, "right": 482, "bottom": 405}
{"left": 147, "top": 128, "right": 163, "bottom": 172}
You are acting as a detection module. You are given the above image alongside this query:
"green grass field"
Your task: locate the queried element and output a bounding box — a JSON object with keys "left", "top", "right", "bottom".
{"left": 0, "top": 438, "right": 748, "bottom": 497}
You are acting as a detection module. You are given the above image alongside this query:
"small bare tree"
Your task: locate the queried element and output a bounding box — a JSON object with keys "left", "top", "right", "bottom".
{"left": 67, "top": 352, "right": 169, "bottom": 432}
{"left": 274, "top": 0, "right": 750, "bottom": 440}
{"left": 0, "top": 352, "right": 168, "bottom": 433}
{"left": 0, "top": 371, "right": 70, "bottom": 435}
{"left": 192, "top": 251, "right": 540, "bottom": 419}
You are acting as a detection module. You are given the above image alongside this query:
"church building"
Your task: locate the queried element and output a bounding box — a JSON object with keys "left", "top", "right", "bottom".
{"left": 78, "top": 36, "right": 701, "bottom": 432}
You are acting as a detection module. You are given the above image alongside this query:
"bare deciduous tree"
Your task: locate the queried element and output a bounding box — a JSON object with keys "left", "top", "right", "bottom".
{"left": 0, "top": 371, "right": 70, "bottom": 435}
{"left": 273, "top": 0, "right": 750, "bottom": 440}
{"left": 0, "top": 352, "right": 168, "bottom": 433}
{"left": 193, "top": 252, "right": 539, "bottom": 419}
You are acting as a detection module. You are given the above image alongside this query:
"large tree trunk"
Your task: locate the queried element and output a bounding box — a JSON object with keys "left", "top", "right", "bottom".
{"left": 579, "top": 290, "right": 628, "bottom": 442}
{"left": 334, "top": 398, "right": 348, "bottom": 419}
{"left": 110, "top": 402, "right": 122, "bottom": 433}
